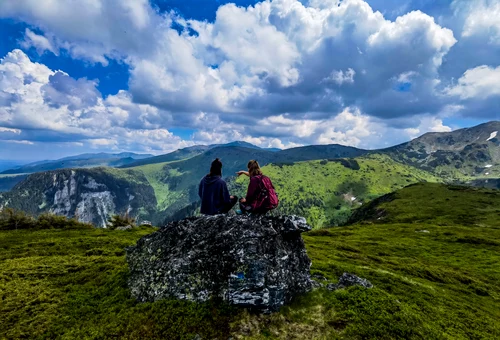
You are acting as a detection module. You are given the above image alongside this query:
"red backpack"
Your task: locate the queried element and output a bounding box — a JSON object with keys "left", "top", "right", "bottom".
{"left": 253, "top": 175, "right": 279, "bottom": 212}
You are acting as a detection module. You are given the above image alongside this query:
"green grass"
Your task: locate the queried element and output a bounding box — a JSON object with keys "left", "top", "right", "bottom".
{"left": 234, "top": 154, "right": 442, "bottom": 228}
{"left": 351, "top": 182, "right": 500, "bottom": 227}
{"left": 130, "top": 162, "right": 185, "bottom": 211}
{"left": 0, "top": 227, "right": 236, "bottom": 339}
{"left": 1, "top": 183, "right": 499, "bottom": 339}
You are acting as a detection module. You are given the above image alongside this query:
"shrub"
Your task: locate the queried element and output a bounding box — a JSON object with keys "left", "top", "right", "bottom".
{"left": 0, "top": 208, "right": 34, "bottom": 230}
{"left": 36, "top": 213, "right": 93, "bottom": 230}
{"left": 0, "top": 208, "right": 93, "bottom": 230}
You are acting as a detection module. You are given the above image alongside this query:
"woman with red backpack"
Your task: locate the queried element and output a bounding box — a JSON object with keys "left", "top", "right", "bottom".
{"left": 236, "top": 160, "right": 279, "bottom": 215}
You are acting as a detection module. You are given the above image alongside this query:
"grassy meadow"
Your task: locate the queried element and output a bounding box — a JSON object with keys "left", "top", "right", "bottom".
{"left": 1, "top": 183, "right": 499, "bottom": 339}
{"left": 234, "top": 154, "right": 442, "bottom": 228}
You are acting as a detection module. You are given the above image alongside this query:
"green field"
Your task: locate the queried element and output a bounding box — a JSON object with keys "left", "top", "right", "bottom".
{"left": 1, "top": 183, "right": 499, "bottom": 339}
{"left": 234, "top": 154, "right": 442, "bottom": 228}
{"left": 131, "top": 162, "right": 185, "bottom": 211}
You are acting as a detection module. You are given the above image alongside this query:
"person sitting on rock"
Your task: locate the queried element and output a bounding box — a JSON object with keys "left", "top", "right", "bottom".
{"left": 199, "top": 158, "right": 238, "bottom": 215}
{"left": 236, "top": 160, "right": 279, "bottom": 215}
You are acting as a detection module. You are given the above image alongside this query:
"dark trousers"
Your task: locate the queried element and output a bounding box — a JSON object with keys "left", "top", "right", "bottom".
{"left": 220, "top": 196, "right": 238, "bottom": 214}
{"left": 239, "top": 200, "right": 253, "bottom": 213}
{"left": 239, "top": 201, "right": 269, "bottom": 215}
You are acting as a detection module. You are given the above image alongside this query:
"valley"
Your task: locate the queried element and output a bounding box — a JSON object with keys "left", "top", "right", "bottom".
{"left": 0, "top": 122, "right": 499, "bottom": 228}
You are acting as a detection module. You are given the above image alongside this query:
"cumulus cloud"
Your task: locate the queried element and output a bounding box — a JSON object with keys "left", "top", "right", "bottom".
{"left": 20, "top": 29, "right": 58, "bottom": 55}
{"left": 455, "top": 0, "right": 500, "bottom": 45}
{"left": 404, "top": 116, "right": 452, "bottom": 139}
{"left": 0, "top": 0, "right": 160, "bottom": 65}
{"left": 0, "top": 0, "right": 457, "bottom": 118}
{"left": 0, "top": 0, "right": 497, "bottom": 157}
{"left": 0, "top": 49, "right": 189, "bottom": 153}
{"left": 445, "top": 65, "right": 500, "bottom": 100}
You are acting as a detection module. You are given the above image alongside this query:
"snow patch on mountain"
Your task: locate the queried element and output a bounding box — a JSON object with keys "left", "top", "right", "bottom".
{"left": 487, "top": 131, "right": 498, "bottom": 141}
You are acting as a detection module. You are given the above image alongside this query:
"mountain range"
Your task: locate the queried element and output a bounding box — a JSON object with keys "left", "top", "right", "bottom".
{"left": 0, "top": 152, "right": 154, "bottom": 175}
{"left": 0, "top": 121, "right": 499, "bottom": 227}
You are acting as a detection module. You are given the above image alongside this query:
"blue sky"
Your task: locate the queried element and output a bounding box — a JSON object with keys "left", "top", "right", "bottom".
{"left": 0, "top": 0, "right": 499, "bottom": 161}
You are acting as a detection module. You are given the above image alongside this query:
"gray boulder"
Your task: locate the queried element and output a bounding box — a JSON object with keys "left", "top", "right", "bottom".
{"left": 116, "top": 225, "right": 133, "bottom": 231}
{"left": 126, "top": 215, "right": 312, "bottom": 313}
{"left": 327, "top": 272, "right": 373, "bottom": 291}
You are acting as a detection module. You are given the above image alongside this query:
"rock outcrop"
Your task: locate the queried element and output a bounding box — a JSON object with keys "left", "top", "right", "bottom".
{"left": 327, "top": 273, "right": 373, "bottom": 291}
{"left": 0, "top": 168, "right": 156, "bottom": 227}
{"left": 126, "top": 215, "right": 312, "bottom": 313}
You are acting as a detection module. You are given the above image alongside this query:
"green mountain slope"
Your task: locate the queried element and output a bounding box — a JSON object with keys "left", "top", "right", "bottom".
{"left": 276, "top": 144, "right": 368, "bottom": 162}
{"left": 233, "top": 154, "right": 441, "bottom": 228}
{"left": 1, "top": 183, "right": 499, "bottom": 339}
{"left": 120, "top": 145, "right": 211, "bottom": 169}
{"left": 129, "top": 144, "right": 370, "bottom": 223}
{"left": 348, "top": 182, "right": 500, "bottom": 226}
{"left": 385, "top": 121, "right": 500, "bottom": 179}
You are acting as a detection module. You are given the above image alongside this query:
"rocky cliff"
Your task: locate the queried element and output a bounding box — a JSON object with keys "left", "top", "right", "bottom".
{"left": 0, "top": 168, "right": 157, "bottom": 227}
{"left": 386, "top": 121, "right": 500, "bottom": 177}
{"left": 126, "top": 215, "right": 313, "bottom": 313}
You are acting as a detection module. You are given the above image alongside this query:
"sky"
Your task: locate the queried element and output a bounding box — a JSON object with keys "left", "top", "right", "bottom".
{"left": 0, "top": 0, "right": 499, "bottom": 161}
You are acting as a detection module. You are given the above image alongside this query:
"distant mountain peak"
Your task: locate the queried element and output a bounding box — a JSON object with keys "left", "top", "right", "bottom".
{"left": 210, "top": 141, "right": 281, "bottom": 152}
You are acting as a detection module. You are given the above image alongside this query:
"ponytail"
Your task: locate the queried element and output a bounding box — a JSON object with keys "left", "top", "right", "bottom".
{"left": 247, "top": 160, "right": 263, "bottom": 177}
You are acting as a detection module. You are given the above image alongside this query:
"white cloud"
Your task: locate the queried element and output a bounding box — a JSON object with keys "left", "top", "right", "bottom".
{"left": 21, "top": 29, "right": 58, "bottom": 55}
{"left": 0, "top": 49, "right": 459, "bottom": 154}
{"left": 396, "top": 71, "right": 418, "bottom": 83}
{"left": 0, "top": 49, "right": 188, "bottom": 153}
{"left": 0, "top": 0, "right": 496, "bottom": 156}
{"left": 5, "top": 139, "right": 34, "bottom": 145}
{"left": 445, "top": 65, "right": 500, "bottom": 100}
{"left": 404, "top": 117, "right": 452, "bottom": 139}
{"left": 0, "top": 127, "right": 21, "bottom": 134}
{"left": 455, "top": 0, "right": 500, "bottom": 45}
{"left": 0, "top": 0, "right": 457, "bottom": 119}
{"left": 325, "top": 68, "right": 356, "bottom": 85}
{"left": 0, "top": 0, "right": 159, "bottom": 65}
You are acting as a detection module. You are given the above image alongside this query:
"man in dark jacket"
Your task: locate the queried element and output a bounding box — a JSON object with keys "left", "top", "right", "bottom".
{"left": 199, "top": 158, "right": 237, "bottom": 215}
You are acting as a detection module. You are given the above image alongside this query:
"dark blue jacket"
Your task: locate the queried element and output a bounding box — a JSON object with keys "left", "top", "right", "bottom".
{"left": 199, "top": 175, "right": 231, "bottom": 215}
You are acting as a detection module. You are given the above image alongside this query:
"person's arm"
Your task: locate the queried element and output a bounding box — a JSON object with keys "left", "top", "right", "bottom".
{"left": 236, "top": 171, "right": 250, "bottom": 177}
{"left": 198, "top": 179, "right": 203, "bottom": 199}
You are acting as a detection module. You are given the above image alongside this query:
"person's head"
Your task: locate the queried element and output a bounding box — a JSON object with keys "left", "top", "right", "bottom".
{"left": 209, "top": 158, "right": 222, "bottom": 177}
{"left": 247, "top": 160, "right": 262, "bottom": 177}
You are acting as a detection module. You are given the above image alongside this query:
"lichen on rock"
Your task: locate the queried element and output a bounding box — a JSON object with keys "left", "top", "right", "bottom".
{"left": 126, "top": 215, "right": 313, "bottom": 313}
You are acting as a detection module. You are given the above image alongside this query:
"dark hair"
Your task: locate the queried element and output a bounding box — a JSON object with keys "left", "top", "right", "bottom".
{"left": 247, "top": 160, "right": 262, "bottom": 177}
{"left": 209, "top": 158, "right": 222, "bottom": 177}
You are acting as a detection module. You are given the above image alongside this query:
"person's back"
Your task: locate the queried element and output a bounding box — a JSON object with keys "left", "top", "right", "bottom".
{"left": 199, "top": 158, "right": 237, "bottom": 215}
{"left": 199, "top": 175, "right": 230, "bottom": 215}
{"left": 237, "top": 160, "right": 279, "bottom": 215}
